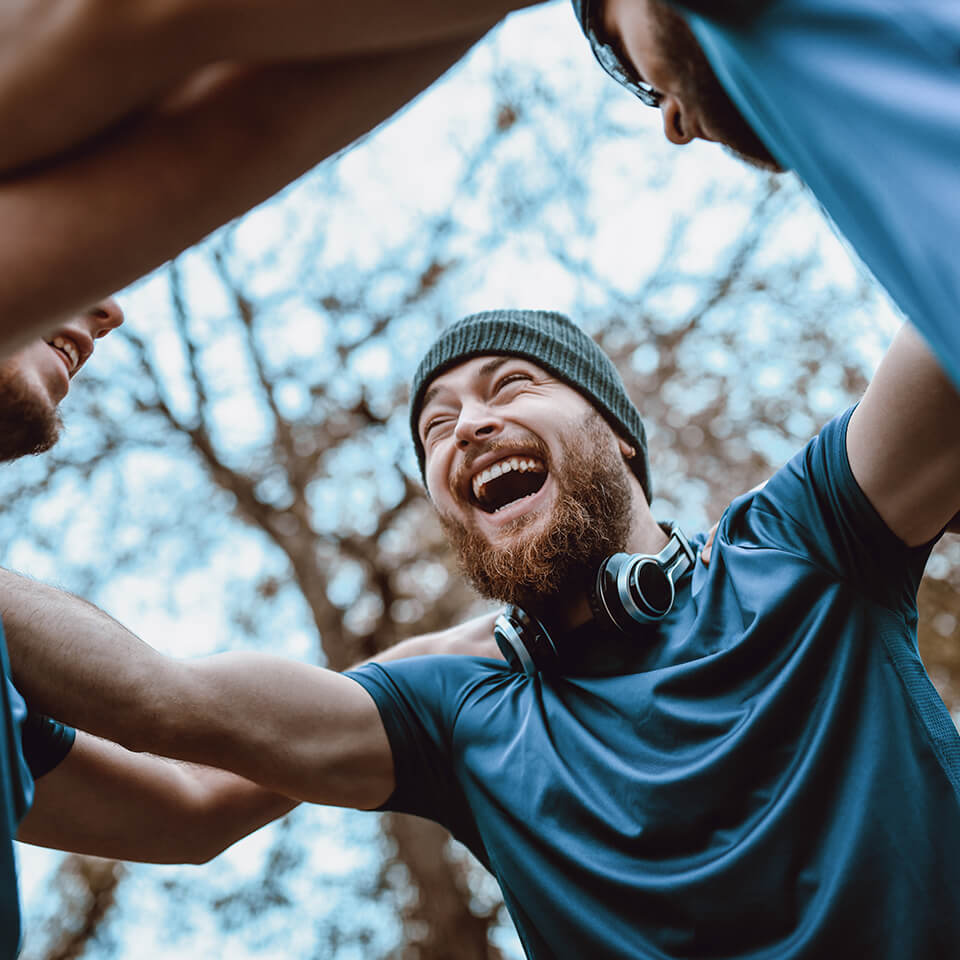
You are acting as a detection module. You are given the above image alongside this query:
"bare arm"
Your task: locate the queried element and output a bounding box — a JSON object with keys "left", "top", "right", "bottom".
{"left": 0, "top": 572, "right": 394, "bottom": 808}
{"left": 17, "top": 732, "right": 298, "bottom": 863}
{"left": 0, "top": 37, "right": 479, "bottom": 358}
{"left": 0, "top": 0, "right": 539, "bottom": 177}
{"left": 359, "top": 610, "right": 502, "bottom": 665}
{"left": 847, "top": 324, "right": 960, "bottom": 546}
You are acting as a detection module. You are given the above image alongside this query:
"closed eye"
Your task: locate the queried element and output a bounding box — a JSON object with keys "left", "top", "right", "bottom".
{"left": 422, "top": 414, "right": 454, "bottom": 441}
{"left": 493, "top": 372, "right": 532, "bottom": 394}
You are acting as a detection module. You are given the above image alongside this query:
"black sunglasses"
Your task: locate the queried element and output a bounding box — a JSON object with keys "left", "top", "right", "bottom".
{"left": 580, "top": 0, "right": 664, "bottom": 108}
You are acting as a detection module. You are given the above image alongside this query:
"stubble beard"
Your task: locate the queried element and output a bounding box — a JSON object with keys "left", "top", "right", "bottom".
{"left": 439, "top": 414, "right": 635, "bottom": 618}
{"left": 650, "top": 1, "right": 783, "bottom": 172}
{"left": 0, "top": 363, "right": 62, "bottom": 463}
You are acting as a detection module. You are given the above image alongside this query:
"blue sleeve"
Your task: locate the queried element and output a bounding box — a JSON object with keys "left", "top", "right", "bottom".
{"left": 346, "top": 657, "right": 489, "bottom": 860}
{"left": 723, "top": 407, "right": 934, "bottom": 612}
{"left": 688, "top": 0, "right": 960, "bottom": 391}
{"left": 669, "top": 0, "right": 774, "bottom": 23}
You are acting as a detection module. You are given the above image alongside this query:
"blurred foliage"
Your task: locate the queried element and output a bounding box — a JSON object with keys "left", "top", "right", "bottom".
{"left": 6, "top": 5, "right": 957, "bottom": 959}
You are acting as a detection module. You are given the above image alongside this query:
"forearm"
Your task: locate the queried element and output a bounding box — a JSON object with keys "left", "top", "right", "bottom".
{"left": 19, "top": 732, "right": 298, "bottom": 864}
{"left": 0, "top": 40, "right": 474, "bottom": 357}
{"left": 1, "top": 568, "right": 392, "bottom": 805}
{"left": 0, "top": 0, "right": 541, "bottom": 177}
{"left": 0, "top": 569, "right": 175, "bottom": 742}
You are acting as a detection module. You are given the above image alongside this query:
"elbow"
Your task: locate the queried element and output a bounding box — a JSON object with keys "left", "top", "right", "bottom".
{"left": 185, "top": 835, "right": 232, "bottom": 865}
{"left": 160, "top": 801, "right": 248, "bottom": 865}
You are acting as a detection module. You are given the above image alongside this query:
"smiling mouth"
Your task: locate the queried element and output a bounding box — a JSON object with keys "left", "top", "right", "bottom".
{"left": 44, "top": 336, "right": 80, "bottom": 375}
{"left": 471, "top": 456, "right": 547, "bottom": 513}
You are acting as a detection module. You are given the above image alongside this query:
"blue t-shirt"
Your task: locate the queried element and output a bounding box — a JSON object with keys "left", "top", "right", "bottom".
{"left": 686, "top": 0, "right": 960, "bottom": 390}
{"left": 349, "top": 409, "right": 960, "bottom": 959}
{"left": 0, "top": 622, "right": 34, "bottom": 960}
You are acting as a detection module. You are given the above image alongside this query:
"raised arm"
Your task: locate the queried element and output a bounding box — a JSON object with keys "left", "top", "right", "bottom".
{"left": 0, "top": 573, "right": 394, "bottom": 809}
{"left": 0, "top": 39, "right": 476, "bottom": 358}
{"left": 18, "top": 732, "right": 298, "bottom": 863}
{"left": 847, "top": 324, "right": 960, "bottom": 546}
{"left": 0, "top": 0, "right": 539, "bottom": 177}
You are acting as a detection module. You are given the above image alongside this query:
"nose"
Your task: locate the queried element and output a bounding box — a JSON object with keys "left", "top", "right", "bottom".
{"left": 454, "top": 401, "right": 502, "bottom": 448}
{"left": 86, "top": 297, "right": 125, "bottom": 338}
{"left": 660, "top": 97, "right": 694, "bottom": 146}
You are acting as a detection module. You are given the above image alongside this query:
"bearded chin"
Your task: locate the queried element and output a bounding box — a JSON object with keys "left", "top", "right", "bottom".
{"left": 0, "top": 367, "right": 62, "bottom": 463}
{"left": 440, "top": 423, "right": 635, "bottom": 617}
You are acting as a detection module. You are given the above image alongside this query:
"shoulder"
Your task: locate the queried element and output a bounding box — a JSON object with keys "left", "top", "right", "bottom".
{"left": 347, "top": 655, "right": 512, "bottom": 728}
{"left": 721, "top": 408, "right": 854, "bottom": 548}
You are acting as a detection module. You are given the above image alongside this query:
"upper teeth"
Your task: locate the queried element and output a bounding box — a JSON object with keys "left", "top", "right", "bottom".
{"left": 472, "top": 456, "right": 545, "bottom": 500}
{"left": 49, "top": 336, "right": 79, "bottom": 372}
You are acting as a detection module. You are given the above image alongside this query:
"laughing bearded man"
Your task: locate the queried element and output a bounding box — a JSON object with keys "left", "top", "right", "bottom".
{"left": 3, "top": 308, "right": 960, "bottom": 958}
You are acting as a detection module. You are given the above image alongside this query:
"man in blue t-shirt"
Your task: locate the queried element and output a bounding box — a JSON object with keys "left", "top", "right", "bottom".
{"left": 573, "top": 0, "right": 960, "bottom": 391}
{"left": 0, "top": 301, "right": 304, "bottom": 959}
{"left": 4, "top": 308, "right": 959, "bottom": 958}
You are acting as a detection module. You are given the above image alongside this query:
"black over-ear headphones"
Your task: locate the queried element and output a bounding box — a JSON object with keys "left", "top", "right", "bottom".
{"left": 493, "top": 525, "right": 696, "bottom": 675}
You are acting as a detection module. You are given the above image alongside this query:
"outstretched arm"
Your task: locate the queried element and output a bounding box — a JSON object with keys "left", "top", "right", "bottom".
{"left": 847, "top": 324, "right": 960, "bottom": 546}
{"left": 0, "top": 0, "right": 539, "bottom": 177}
{"left": 0, "top": 38, "right": 477, "bottom": 359}
{"left": 0, "top": 570, "right": 500, "bottom": 809}
{"left": 18, "top": 732, "right": 298, "bottom": 863}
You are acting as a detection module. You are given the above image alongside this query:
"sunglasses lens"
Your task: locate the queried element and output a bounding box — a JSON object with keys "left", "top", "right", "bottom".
{"left": 594, "top": 41, "right": 661, "bottom": 108}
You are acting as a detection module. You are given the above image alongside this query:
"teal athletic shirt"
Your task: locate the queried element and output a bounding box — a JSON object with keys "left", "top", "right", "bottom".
{"left": 685, "top": 0, "right": 960, "bottom": 390}
{"left": 348, "top": 409, "right": 960, "bottom": 959}
{"left": 0, "top": 619, "right": 76, "bottom": 960}
{"left": 0, "top": 624, "right": 34, "bottom": 960}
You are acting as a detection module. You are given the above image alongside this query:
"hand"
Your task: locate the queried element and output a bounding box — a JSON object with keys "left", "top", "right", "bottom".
{"left": 700, "top": 521, "right": 720, "bottom": 566}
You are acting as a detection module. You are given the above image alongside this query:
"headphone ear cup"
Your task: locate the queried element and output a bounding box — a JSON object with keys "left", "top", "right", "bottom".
{"left": 592, "top": 527, "right": 696, "bottom": 632}
{"left": 494, "top": 608, "right": 534, "bottom": 674}
{"left": 592, "top": 553, "right": 636, "bottom": 633}
{"left": 494, "top": 606, "right": 559, "bottom": 674}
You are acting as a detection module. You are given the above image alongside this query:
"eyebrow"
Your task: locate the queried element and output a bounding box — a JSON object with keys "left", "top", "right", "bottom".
{"left": 419, "top": 356, "right": 514, "bottom": 421}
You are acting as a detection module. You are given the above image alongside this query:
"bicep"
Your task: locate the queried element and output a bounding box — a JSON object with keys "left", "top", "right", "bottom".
{"left": 160, "top": 657, "right": 395, "bottom": 809}
{"left": 847, "top": 324, "right": 960, "bottom": 546}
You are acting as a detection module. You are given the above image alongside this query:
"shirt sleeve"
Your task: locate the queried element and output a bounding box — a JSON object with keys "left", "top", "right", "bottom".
{"left": 346, "top": 657, "right": 489, "bottom": 859}
{"left": 724, "top": 407, "right": 935, "bottom": 612}
{"left": 20, "top": 714, "right": 76, "bottom": 779}
{"left": 669, "top": 0, "right": 774, "bottom": 24}
{"left": 687, "top": 0, "right": 960, "bottom": 392}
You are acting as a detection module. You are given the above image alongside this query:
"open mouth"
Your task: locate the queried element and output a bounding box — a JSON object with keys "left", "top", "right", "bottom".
{"left": 44, "top": 336, "right": 80, "bottom": 375}
{"left": 471, "top": 456, "right": 547, "bottom": 513}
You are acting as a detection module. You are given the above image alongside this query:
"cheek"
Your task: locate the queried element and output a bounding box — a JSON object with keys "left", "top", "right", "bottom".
{"left": 423, "top": 453, "right": 449, "bottom": 504}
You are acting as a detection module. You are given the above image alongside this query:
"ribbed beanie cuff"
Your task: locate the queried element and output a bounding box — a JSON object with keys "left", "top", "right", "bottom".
{"left": 410, "top": 310, "right": 651, "bottom": 501}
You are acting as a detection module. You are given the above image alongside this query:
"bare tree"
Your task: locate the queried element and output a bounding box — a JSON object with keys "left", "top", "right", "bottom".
{"left": 7, "top": 16, "right": 957, "bottom": 959}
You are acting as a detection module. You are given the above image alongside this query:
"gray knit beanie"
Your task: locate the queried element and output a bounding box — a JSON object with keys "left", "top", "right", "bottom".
{"left": 409, "top": 310, "right": 651, "bottom": 501}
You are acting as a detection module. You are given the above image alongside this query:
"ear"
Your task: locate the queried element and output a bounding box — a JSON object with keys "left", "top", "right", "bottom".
{"left": 618, "top": 437, "right": 636, "bottom": 461}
